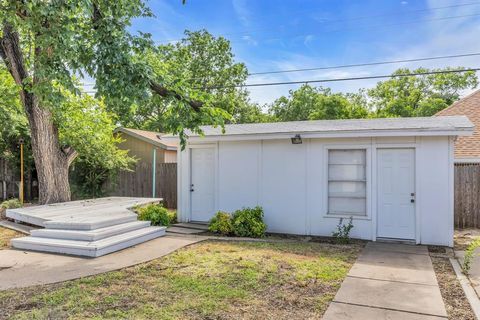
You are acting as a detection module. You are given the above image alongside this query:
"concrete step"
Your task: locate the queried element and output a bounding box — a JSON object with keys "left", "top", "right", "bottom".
{"left": 167, "top": 226, "right": 206, "bottom": 234}
{"left": 11, "top": 226, "right": 166, "bottom": 257}
{"left": 30, "top": 221, "right": 151, "bottom": 241}
{"left": 173, "top": 223, "right": 209, "bottom": 231}
{"left": 43, "top": 214, "right": 138, "bottom": 230}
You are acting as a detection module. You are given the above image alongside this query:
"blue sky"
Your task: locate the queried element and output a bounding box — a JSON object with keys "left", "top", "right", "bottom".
{"left": 131, "top": 0, "right": 480, "bottom": 105}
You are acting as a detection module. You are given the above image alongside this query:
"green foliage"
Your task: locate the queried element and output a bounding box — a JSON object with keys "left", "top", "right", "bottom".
{"left": 232, "top": 206, "right": 267, "bottom": 238}
{"left": 332, "top": 217, "right": 354, "bottom": 244}
{"left": 0, "top": 66, "right": 32, "bottom": 172}
{"left": 462, "top": 238, "right": 480, "bottom": 274}
{"left": 0, "top": 198, "right": 23, "bottom": 209}
{"left": 208, "top": 211, "right": 234, "bottom": 236}
{"left": 368, "top": 67, "right": 478, "bottom": 117}
{"left": 135, "top": 30, "right": 268, "bottom": 134}
{"left": 136, "top": 204, "right": 174, "bottom": 226}
{"left": 268, "top": 85, "right": 369, "bottom": 122}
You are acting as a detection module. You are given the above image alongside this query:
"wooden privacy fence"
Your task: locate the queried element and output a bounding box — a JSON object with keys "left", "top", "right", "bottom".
{"left": 455, "top": 163, "right": 480, "bottom": 228}
{"left": 106, "top": 163, "right": 177, "bottom": 208}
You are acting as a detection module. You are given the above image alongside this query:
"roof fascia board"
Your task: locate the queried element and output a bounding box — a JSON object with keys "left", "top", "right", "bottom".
{"left": 167, "top": 128, "right": 473, "bottom": 143}
{"left": 115, "top": 128, "right": 176, "bottom": 150}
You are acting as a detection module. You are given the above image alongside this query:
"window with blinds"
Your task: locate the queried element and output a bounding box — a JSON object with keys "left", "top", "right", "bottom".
{"left": 328, "top": 149, "right": 367, "bottom": 216}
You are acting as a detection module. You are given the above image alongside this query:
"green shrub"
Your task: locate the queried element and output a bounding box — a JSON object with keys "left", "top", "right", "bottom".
{"left": 136, "top": 204, "right": 173, "bottom": 226}
{"left": 232, "top": 206, "right": 267, "bottom": 238}
{"left": 208, "top": 211, "right": 233, "bottom": 236}
{"left": 332, "top": 217, "right": 354, "bottom": 244}
{"left": 168, "top": 210, "right": 177, "bottom": 224}
{"left": 462, "top": 238, "right": 480, "bottom": 274}
{"left": 0, "top": 199, "right": 23, "bottom": 209}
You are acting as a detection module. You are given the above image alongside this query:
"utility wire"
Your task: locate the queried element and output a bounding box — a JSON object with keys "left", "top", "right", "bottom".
{"left": 82, "top": 68, "right": 480, "bottom": 93}
{"left": 154, "top": 2, "right": 480, "bottom": 44}
{"left": 206, "top": 68, "right": 480, "bottom": 89}
{"left": 249, "top": 52, "right": 480, "bottom": 76}
{"left": 228, "top": 13, "right": 480, "bottom": 46}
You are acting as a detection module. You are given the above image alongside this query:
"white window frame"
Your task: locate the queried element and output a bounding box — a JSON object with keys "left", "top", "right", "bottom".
{"left": 323, "top": 144, "right": 372, "bottom": 220}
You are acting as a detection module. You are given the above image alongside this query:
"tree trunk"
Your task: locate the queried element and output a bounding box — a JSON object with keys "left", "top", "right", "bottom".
{"left": 27, "top": 103, "right": 71, "bottom": 204}
{"left": 1, "top": 24, "right": 75, "bottom": 204}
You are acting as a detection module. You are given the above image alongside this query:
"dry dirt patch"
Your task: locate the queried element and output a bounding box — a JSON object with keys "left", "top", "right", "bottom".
{"left": 0, "top": 226, "right": 23, "bottom": 249}
{"left": 430, "top": 254, "right": 475, "bottom": 320}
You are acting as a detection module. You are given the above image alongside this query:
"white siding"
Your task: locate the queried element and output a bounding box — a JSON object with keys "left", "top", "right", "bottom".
{"left": 417, "top": 137, "right": 454, "bottom": 246}
{"left": 218, "top": 141, "right": 260, "bottom": 211}
{"left": 178, "top": 135, "right": 454, "bottom": 246}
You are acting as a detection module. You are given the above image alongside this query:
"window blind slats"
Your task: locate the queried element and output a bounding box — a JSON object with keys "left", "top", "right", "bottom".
{"left": 328, "top": 149, "right": 367, "bottom": 216}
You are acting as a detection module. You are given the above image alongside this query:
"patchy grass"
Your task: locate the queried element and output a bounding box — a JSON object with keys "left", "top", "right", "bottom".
{"left": 431, "top": 256, "right": 476, "bottom": 320}
{"left": 0, "top": 227, "right": 22, "bottom": 249}
{"left": 0, "top": 240, "right": 362, "bottom": 319}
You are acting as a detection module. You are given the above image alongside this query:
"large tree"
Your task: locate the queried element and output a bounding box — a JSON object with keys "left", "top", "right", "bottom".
{"left": 0, "top": 1, "right": 220, "bottom": 204}
{"left": 268, "top": 84, "right": 369, "bottom": 121}
{"left": 368, "top": 67, "right": 478, "bottom": 117}
{"left": 129, "top": 30, "right": 269, "bottom": 131}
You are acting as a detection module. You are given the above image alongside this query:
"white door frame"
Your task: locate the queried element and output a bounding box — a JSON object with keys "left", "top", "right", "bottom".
{"left": 375, "top": 147, "right": 417, "bottom": 242}
{"left": 189, "top": 144, "right": 218, "bottom": 222}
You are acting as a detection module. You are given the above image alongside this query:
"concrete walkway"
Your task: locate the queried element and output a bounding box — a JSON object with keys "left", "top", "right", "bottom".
{"left": 323, "top": 242, "right": 448, "bottom": 319}
{"left": 0, "top": 235, "right": 202, "bottom": 290}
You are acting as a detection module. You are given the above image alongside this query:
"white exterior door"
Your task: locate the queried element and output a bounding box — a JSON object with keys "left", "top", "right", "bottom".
{"left": 377, "top": 148, "right": 415, "bottom": 240}
{"left": 190, "top": 147, "right": 215, "bottom": 222}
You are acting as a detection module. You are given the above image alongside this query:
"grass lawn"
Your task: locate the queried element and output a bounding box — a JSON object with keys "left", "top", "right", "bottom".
{"left": 0, "top": 240, "right": 362, "bottom": 319}
{"left": 0, "top": 226, "right": 23, "bottom": 249}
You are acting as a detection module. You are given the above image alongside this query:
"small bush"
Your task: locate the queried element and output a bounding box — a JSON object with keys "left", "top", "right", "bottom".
{"left": 168, "top": 210, "right": 177, "bottom": 224}
{"left": 232, "top": 206, "right": 267, "bottom": 238}
{"left": 0, "top": 198, "right": 23, "bottom": 209}
{"left": 332, "top": 217, "right": 354, "bottom": 244}
{"left": 208, "top": 211, "right": 233, "bottom": 236}
{"left": 462, "top": 238, "right": 480, "bottom": 274}
{"left": 136, "top": 204, "right": 173, "bottom": 226}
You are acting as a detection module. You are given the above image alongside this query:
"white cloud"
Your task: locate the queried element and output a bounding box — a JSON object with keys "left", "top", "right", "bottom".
{"left": 232, "top": 0, "right": 251, "bottom": 27}
{"left": 242, "top": 35, "right": 258, "bottom": 46}
{"left": 246, "top": 2, "right": 480, "bottom": 105}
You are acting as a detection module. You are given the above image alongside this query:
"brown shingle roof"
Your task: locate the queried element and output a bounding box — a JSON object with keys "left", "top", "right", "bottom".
{"left": 114, "top": 127, "right": 177, "bottom": 150}
{"left": 436, "top": 90, "right": 480, "bottom": 160}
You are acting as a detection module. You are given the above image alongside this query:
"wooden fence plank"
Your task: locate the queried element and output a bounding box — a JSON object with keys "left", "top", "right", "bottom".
{"left": 454, "top": 163, "right": 480, "bottom": 229}
{"left": 105, "top": 163, "right": 177, "bottom": 209}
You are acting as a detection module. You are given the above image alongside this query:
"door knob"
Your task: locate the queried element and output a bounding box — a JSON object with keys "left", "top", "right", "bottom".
{"left": 410, "top": 199, "right": 415, "bottom": 203}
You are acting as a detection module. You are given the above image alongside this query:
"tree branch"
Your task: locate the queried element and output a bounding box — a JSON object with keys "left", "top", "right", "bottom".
{"left": 63, "top": 146, "right": 78, "bottom": 166}
{"left": 149, "top": 81, "right": 203, "bottom": 112}
{"left": 91, "top": 3, "right": 204, "bottom": 113}
{"left": 0, "top": 23, "right": 35, "bottom": 115}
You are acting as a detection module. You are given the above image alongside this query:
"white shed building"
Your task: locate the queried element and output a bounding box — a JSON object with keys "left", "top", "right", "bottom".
{"left": 167, "top": 116, "right": 473, "bottom": 246}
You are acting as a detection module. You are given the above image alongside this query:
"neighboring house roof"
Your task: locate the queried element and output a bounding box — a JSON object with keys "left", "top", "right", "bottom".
{"left": 436, "top": 90, "right": 480, "bottom": 161}
{"left": 114, "top": 127, "right": 177, "bottom": 150}
{"left": 162, "top": 116, "right": 473, "bottom": 142}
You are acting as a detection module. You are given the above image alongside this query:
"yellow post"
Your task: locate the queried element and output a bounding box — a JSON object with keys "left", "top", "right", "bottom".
{"left": 19, "top": 141, "right": 24, "bottom": 204}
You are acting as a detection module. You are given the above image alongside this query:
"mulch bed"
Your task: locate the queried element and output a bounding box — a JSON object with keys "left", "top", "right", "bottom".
{"left": 430, "top": 252, "right": 476, "bottom": 320}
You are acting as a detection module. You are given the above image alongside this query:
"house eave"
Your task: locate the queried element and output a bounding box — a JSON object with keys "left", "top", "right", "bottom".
{"left": 163, "top": 128, "right": 473, "bottom": 143}
{"left": 114, "top": 127, "right": 177, "bottom": 150}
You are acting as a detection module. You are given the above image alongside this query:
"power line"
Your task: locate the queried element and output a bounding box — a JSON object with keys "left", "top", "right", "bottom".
{"left": 207, "top": 68, "right": 480, "bottom": 89}
{"left": 230, "top": 13, "right": 480, "bottom": 46}
{"left": 153, "top": 2, "right": 480, "bottom": 44}
{"left": 248, "top": 52, "right": 480, "bottom": 76}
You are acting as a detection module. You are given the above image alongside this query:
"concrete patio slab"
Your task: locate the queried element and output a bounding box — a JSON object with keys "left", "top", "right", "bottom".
{"left": 349, "top": 248, "right": 437, "bottom": 285}
{"left": 324, "top": 242, "right": 447, "bottom": 319}
{"left": 0, "top": 235, "right": 202, "bottom": 290}
{"left": 334, "top": 277, "right": 446, "bottom": 317}
{"left": 367, "top": 242, "right": 429, "bottom": 255}
{"left": 323, "top": 302, "right": 446, "bottom": 320}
